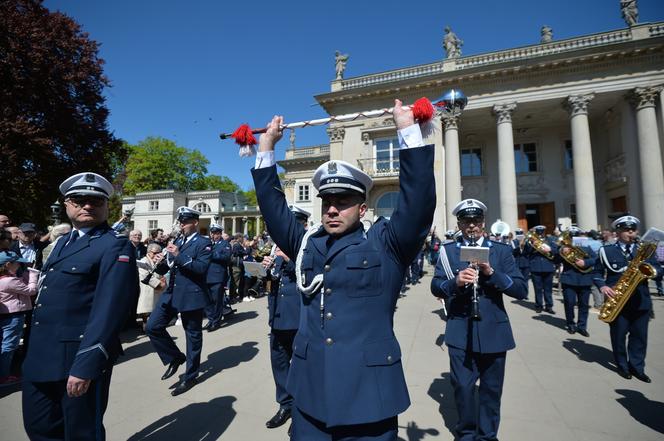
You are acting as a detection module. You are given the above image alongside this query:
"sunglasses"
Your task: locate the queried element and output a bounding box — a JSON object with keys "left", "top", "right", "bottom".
{"left": 66, "top": 196, "right": 106, "bottom": 208}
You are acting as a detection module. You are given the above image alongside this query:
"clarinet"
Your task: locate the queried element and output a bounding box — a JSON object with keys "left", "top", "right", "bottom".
{"left": 141, "top": 227, "right": 183, "bottom": 285}
{"left": 468, "top": 233, "right": 482, "bottom": 321}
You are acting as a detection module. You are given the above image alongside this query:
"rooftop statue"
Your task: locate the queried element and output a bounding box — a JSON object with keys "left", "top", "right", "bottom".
{"left": 443, "top": 26, "right": 463, "bottom": 59}
{"left": 621, "top": 0, "right": 638, "bottom": 27}
{"left": 335, "top": 50, "right": 349, "bottom": 80}
{"left": 541, "top": 25, "right": 553, "bottom": 43}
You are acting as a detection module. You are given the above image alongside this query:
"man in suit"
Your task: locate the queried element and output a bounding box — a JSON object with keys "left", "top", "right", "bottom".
{"left": 431, "top": 199, "right": 527, "bottom": 441}
{"left": 594, "top": 215, "right": 661, "bottom": 382}
{"left": 251, "top": 100, "right": 435, "bottom": 440}
{"left": 22, "top": 172, "right": 139, "bottom": 440}
{"left": 146, "top": 206, "right": 212, "bottom": 396}
{"left": 524, "top": 225, "right": 558, "bottom": 313}
{"left": 203, "top": 223, "right": 231, "bottom": 333}
{"left": 261, "top": 206, "right": 309, "bottom": 435}
{"left": 558, "top": 226, "right": 597, "bottom": 336}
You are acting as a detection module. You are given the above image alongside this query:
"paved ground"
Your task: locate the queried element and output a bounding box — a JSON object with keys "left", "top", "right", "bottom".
{"left": 2, "top": 265, "right": 663, "bottom": 440}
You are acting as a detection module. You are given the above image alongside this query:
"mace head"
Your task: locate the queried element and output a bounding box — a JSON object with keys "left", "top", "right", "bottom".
{"left": 434, "top": 89, "right": 468, "bottom": 114}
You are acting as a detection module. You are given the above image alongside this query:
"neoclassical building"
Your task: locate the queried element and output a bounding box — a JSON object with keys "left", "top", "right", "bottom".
{"left": 280, "top": 20, "right": 664, "bottom": 234}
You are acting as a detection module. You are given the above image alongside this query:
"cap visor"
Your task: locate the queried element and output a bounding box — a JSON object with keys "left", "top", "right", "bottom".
{"left": 317, "top": 188, "right": 364, "bottom": 197}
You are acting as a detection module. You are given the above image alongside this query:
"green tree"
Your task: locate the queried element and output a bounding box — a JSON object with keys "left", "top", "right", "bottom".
{"left": 242, "top": 188, "right": 257, "bottom": 206}
{"left": 123, "top": 137, "right": 209, "bottom": 194}
{"left": 195, "top": 175, "right": 241, "bottom": 192}
{"left": 0, "top": 0, "right": 126, "bottom": 226}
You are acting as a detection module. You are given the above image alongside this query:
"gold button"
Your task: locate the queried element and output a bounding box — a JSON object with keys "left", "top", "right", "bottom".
{"left": 325, "top": 288, "right": 332, "bottom": 295}
{"left": 326, "top": 312, "right": 333, "bottom": 320}
{"left": 325, "top": 337, "right": 333, "bottom": 345}
{"left": 324, "top": 265, "right": 331, "bottom": 272}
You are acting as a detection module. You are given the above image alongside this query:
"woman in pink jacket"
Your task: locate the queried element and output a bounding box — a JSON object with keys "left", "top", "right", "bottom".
{"left": 0, "top": 251, "right": 38, "bottom": 385}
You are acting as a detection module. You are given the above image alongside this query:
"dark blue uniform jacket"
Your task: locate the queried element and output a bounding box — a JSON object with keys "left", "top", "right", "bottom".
{"left": 431, "top": 240, "right": 527, "bottom": 353}
{"left": 268, "top": 256, "right": 300, "bottom": 330}
{"left": 511, "top": 239, "right": 529, "bottom": 270}
{"left": 523, "top": 236, "right": 558, "bottom": 272}
{"left": 206, "top": 239, "right": 231, "bottom": 285}
{"left": 252, "top": 145, "right": 435, "bottom": 427}
{"left": 23, "top": 223, "right": 139, "bottom": 382}
{"left": 558, "top": 245, "right": 597, "bottom": 286}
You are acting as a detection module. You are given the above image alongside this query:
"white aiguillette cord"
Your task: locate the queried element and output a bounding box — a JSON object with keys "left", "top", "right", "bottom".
{"left": 295, "top": 223, "right": 325, "bottom": 297}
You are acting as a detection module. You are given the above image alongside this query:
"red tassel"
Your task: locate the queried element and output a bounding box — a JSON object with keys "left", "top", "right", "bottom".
{"left": 231, "top": 124, "right": 257, "bottom": 146}
{"left": 412, "top": 97, "right": 434, "bottom": 123}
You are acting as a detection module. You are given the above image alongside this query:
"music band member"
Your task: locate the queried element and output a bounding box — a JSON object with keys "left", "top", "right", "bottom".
{"left": 261, "top": 206, "right": 310, "bottom": 436}
{"left": 22, "top": 173, "right": 139, "bottom": 440}
{"left": 524, "top": 225, "right": 558, "bottom": 313}
{"left": 251, "top": 100, "right": 434, "bottom": 440}
{"left": 593, "top": 215, "right": 661, "bottom": 382}
{"left": 558, "top": 226, "right": 597, "bottom": 336}
{"left": 431, "top": 199, "right": 527, "bottom": 441}
{"left": 203, "top": 223, "right": 231, "bottom": 332}
{"left": 146, "top": 207, "right": 212, "bottom": 396}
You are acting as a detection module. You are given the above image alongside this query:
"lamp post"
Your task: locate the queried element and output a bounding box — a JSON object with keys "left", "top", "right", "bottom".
{"left": 50, "top": 200, "right": 62, "bottom": 226}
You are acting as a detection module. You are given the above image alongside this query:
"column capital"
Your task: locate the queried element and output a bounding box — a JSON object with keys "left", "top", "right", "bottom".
{"left": 326, "top": 126, "right": 345, "bottom": 142}
{"left": 628, "top": 86, "right": 663, "bottom": 110}
{"left": 492, "top": 103, "right": 517, "bottom": 124}
{"left": 440, "top": 113, "right": 460, "bottom": 130}
{"left": 563, "top": 93, "right": 595, "bottom": 117}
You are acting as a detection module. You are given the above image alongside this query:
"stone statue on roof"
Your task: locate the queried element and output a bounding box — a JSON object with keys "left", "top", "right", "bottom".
{"left": 335, "top": 51, "right": 349, "bottom": 80}
{"left": 289, "top": 129, "right": 296, "bottom": 148}
{"left": 620, "top": 0, "right": 638, "bottom": 27}
{"left": 443, "top": 26, "right": 463, "bottom": 59}
{"left": 540, "top": 25, "right": 553, "bottom": 43}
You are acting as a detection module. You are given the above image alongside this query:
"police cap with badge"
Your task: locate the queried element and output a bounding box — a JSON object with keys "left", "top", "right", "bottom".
{"left": 612, "top": 215, "right": 640, "bottom": 231}
{"left": 59, "top": 172, "right": 114, "bottom": 199}
{"left": 567, "top": 226, "right": 583, "bottom": 237}
{"left": 289, "top": 205, "right": 311, "bottom": 222}
{"left": 177, "top": 206, "right": 201, "bottom": 222}
{"left": 452, "top": 199, "right": 487, "bottom": 219}
{"left": 312, "top": 160, "right": 373, "bottom": 199}
{"left": 209, "top": 222, "right": 223, "bottom": 233}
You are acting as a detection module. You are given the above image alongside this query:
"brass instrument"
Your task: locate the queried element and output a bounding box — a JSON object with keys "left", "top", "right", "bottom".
{"left": 599, "top": 240, "right": 657, "bottom": 323}
{"left": 558, "top": 231, "right": 593, "bottom": 274}
{"left": 525, "top": 231, "right": 554, "bottom": 260}
{"left": 490, "top": 220, "right": 511, "bottom": 244}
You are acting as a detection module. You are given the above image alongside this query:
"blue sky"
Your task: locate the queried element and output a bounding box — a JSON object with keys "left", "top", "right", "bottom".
{"left": 45, "top": 0, "right": 664, "bottom": 190}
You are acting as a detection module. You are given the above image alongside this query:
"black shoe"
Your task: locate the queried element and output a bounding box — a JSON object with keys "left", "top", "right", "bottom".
{"left": 544, "top": 307, "right": 555, "bottom": 314}
{"left": 265, "top": 408, "right": 291, "bottom": 428}
{"left": 171, "top": 378, "right": 198, "bottom": 396}
{"left": 566, "top": 325, "right": 576, "bottom": 334}
{"left": 577, "top": 329, "right": 590, "bottom": 337}
{"left": 630, "top": 369, "right": 652, "bottom": 383}
{"left": 202, "top": 322, "right": 212, "bottom": 331}
{"left": 207, "top": 323, "right": 221, "bottom": 333}
{"left": 535, "top": 306, "right": 543, "bottom": 313}
{"left": 616, "top": 368, "right": 632, "bottom": 380}
{"left": 161, "top": 357, "right": 186, "bottom": 380}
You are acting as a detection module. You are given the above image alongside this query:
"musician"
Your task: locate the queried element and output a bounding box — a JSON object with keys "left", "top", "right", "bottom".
{"left": 145, "top": 207, "right": 212, "bottom": 396}
{"left": 558, "top": 226, "right": 597, "bottom": 336}
{"left": 22, "top": 172, "right": 139, "bottom": 440}
{"left": 431, "top": 199, "right": 527, "bottom": 441}
{"left": 523, "top": 225, "right": 558, "bottom": 313}
{"left": 593, "top": 215, "right": 661, "bottom": 382}
{"left": 511, "top": 228, "right": 530, "bottom": 295}
{"left": 251, "top": 101, "right": 434, "bottom": 440}
{"left": 203, "top": 223, "right": 231, "bottom": 333}
{"left": 261, "top": 206, "right": 309, "bottom": 435}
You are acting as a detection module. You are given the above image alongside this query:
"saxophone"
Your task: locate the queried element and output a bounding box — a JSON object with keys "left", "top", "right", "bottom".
{"left": 525, "top": 231, "right": 554, "bottom": 260}
{"left": 599, "top": 240, "right": 658, "bottom": 323}
{"left": 558, "top": 231, "right": 593, "bottom": 274}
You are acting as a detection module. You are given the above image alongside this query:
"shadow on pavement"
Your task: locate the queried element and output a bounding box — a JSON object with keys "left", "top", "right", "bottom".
{"left": 427, "top": 372, "right": 458, "bottom": 438}
{"left": 431, "top": 307, "right": 447, "bottom": 322}
{"left": 221, "top": 310, "right": 259, "bottom": 327}
{"left": 197, "top": 341, "right": 259, "bottom": 383}
{"left": 117, "top": 339, "right": 156, "bottom": 365}
{"left": 531, "top": 313, "right": 567, "bottom": 330}
{"left": 398, "top": 421, "right": 440, "bottom": 441}
{"left": 512, "top": 299, "right": 537, "bottom": 312}
{"left": 127, "top": 395, "right": 236, "bottom": 440}
{"left": 562, "top": 338, "right": 615, "bottom": 372}
{"left": 615, "top": 389, "right": 664, "bottom": 434}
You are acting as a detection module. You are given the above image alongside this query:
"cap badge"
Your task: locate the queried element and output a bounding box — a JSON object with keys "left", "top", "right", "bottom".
{"left": 85, "top": 174, "right": 96, "bottom": 182}
{"left": 328, "top": 162, "right": 337, "bottom": 174}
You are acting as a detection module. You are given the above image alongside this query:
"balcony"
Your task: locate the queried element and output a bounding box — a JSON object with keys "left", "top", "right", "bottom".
{"left": 356, "top": 158, "right": 400, "bottom": 178}
{"left": 284, "top": 144, "right": 330, "bottom": 160}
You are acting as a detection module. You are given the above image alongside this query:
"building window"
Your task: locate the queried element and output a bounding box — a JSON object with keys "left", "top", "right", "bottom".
{"left": 564, "top": 140, "right": 573, "bottom": 170}
{"left": 570, "top": 203, "right": 577, "bottom": 225}
{"left": 194, "top": 202, "right": 211, "bottom": 213}
{"left": 461, "top": 148, "right": 482, "bottom": 176}
{"left": 149, "top": 200, "right": 159, "bottom": 211}
{"left": 514, "top": 142, "right": 538, "bottom": 173}
{"left": 148, "top": 220, "right": 158, "bottom": 230}
{"left": 297, "top": 184, "right": 310, "bottom": 202}
{"left": 376, "top": 192, "right": 399, "bottom": 219}
{"left": 374, "top": 137, "right": 400, "bottom": 173}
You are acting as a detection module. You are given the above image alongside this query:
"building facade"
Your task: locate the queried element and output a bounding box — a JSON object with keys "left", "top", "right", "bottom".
{"left": 281, "top": 21, "right": 664, "bottom": 234}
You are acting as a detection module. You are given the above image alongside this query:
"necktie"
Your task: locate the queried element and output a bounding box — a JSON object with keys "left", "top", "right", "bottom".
{"left": 625, "top": 243, "right": 632, "bottom": 258}
{"left": 60, "top": 231, "right": 79, "bottom": 255}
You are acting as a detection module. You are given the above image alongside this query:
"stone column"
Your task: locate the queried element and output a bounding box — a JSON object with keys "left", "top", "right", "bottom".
{"left": 563, "top": 94, "right": 599, "bottom": 230}
{"left": 232, "top": 217, "right": 237, "bottom": 235}
{"left": 243, "top": 218, "right": 249, "bottom": 236}
{"left": 492, "top": 103, "right": 519, "bottom": 229}
{"left": 441, "top": 113, "right": 462, "bottom": 227}
{"left": 629, "top": 87, "right": 664, "bottom": 229}
{"left": 256, "top": 216, "right": 261, "bottom": 235}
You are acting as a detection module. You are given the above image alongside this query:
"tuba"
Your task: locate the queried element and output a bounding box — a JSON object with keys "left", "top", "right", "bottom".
{"left": 558, "top": 231, "right": 593, "bottom": 273}
{"left": 490, "top": 220, "right": 511, "bottom": 243}
{"left": 599, "top": 234, "right": 660, "bottom": 323}
{"left": 525, "top": 231, "right": 554, "bottom": 260}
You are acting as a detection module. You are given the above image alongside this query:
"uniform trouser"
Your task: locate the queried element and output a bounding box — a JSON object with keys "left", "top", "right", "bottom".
{"left": 562, "top": 284, "right": 590, "bottom": 330}
{"left": 204, "top": 282, "right": 224, "bottom": 326}
{"left": 448, "top": 346, "right": 506, "bottom": 441}
{"left": 531, "top": 272, "right": 554, "bottom": 308}
{"left": 230, "top": 266, "right": 244, "bottom": 299}
{"left": 146, "top": 305, "right": 203, "bottom": 382}
{"left": 609, "top": 308, "right": 649, "bottom": 374}
{"left": 409, "top": 261, "right": 420, "bottom": 283}
{"left": 22, "top": 369, "right": 113, "bottom": 441}
{"left": 292, "top": 406, "right": 398, "bottom": 441}
{"left": 270, "top": 329, "right": 296, "bottom": 410}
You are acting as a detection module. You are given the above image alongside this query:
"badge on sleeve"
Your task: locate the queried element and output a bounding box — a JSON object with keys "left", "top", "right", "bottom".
{"left": 117, "top": 255, "right": 130, "bottom": 263}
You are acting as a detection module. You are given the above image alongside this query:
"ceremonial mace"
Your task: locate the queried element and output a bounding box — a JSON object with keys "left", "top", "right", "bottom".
{"left": 219, "top": 89, "right": 468, "bottom": 156}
